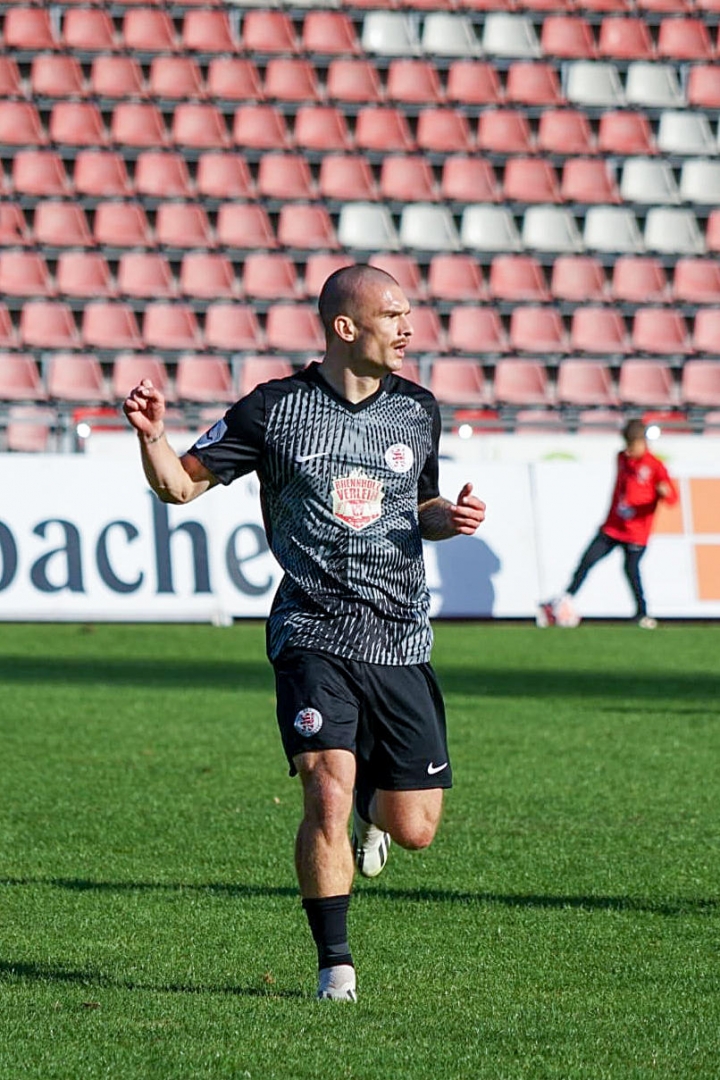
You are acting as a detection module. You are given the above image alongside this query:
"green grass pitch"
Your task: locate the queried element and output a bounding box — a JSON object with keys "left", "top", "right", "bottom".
{"left": 1, "top": 620, "right": 719, "bottom": 1080}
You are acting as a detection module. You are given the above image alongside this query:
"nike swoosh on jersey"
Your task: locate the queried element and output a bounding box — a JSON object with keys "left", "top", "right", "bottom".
{"left": 427, "top": 761, "right": 448, "bottom": 775}
{"left": 296, "top": 451, "right": 331, "bottom": 462}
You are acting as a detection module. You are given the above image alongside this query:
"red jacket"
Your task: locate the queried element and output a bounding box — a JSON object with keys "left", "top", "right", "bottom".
{"left": 601, "top": 450, "right": 678, "bottom": 546}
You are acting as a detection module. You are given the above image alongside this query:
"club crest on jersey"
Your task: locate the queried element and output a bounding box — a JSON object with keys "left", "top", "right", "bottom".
{"left": 385, "top": 443, "right": 414, "bottom": 474}
{"left": 294, "top": 707, "right": 323, "bottom": 737}
{"left": 332, "top": 469, "right": 383, "bottom": 531}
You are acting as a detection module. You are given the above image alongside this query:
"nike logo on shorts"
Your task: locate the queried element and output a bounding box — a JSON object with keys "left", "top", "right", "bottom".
{"left": 427, "top": 761, "right": 448, "bottom": 776}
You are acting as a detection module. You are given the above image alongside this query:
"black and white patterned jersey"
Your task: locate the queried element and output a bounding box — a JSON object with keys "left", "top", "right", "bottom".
{"left": 188, "top": 362, "right": 442, "bottom": 665}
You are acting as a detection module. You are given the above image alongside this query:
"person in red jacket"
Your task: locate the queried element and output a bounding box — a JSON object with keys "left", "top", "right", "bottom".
{"left": 539, "top": 419, "right": 678, "bottom": 629}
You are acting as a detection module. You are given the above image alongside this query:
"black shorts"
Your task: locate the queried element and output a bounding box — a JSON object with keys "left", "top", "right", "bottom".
{"left": 273, "top": 648, "right": 452, "bottom": 792}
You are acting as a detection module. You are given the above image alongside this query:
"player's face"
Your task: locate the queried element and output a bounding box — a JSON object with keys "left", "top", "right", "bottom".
{"left": 350, "top": 283, "right": 413, "bottom": 374}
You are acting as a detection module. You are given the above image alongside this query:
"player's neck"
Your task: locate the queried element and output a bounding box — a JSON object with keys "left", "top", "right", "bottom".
{"left": 319, "top": 354, "right": 384, "bottom": 404}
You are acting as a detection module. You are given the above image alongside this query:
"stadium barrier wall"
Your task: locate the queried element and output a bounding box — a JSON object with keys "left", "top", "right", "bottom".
{"left": 0, "top": 436, "right": 718, "bottom": 621}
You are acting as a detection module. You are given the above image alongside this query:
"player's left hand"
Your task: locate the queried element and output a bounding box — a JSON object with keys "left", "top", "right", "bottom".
{"left": 449, "top": 483, "right": 486, "bottom": 535}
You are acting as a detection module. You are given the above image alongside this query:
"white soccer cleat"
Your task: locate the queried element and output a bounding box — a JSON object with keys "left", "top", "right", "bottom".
{"left": 555, "top": 594, "right": 581, "bottom": 628}
{"left": 638, "top": 616, "right": 658, "bottom": 629}
{"left": 317, "top": 964, "right": 357, "bottom": 1002}
{"left": 536, "top": 601, "right": 556, "bottom": 628}
{"left": 352, "top": 805, "right": 391, "bottom": 879}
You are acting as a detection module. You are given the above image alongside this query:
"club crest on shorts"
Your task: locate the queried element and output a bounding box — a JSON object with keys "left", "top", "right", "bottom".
{"left": 294, "top": 707, "right": 323, "bottom": 737}
{"left": 332, "top": 469, "right": 383, "bottom": 531}
{"left": 385, "top": 443, "right": 414, "bottom": 474}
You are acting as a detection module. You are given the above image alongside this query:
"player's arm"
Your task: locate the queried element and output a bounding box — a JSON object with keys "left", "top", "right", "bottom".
{"left": 419, "top": 483, "right": 486, "bottom": 540}
{"left": 124, "top": 378, "right": 218, "bottom": 504}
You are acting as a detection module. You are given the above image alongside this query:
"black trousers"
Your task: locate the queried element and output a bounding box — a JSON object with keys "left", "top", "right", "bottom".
{"left": 568, "top": 530, "right": 648, "bottom": 618}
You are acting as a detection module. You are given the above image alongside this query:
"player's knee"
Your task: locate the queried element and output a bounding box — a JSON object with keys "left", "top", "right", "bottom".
{"left": 390, "top": 815, "right": 439, "bottom": 851}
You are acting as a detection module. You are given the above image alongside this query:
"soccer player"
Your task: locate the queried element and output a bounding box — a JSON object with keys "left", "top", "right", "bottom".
{"left": 123, "top": 265, "right": 486, "bottom": 1002}
{"left": 538, "top": 418, "right": 677, "bottom": 630}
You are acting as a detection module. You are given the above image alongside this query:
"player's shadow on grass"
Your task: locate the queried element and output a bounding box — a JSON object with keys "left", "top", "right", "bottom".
{"left": 0, "top": 959, "right": 304, "bottom": 999}
{"left": 2, "top": 876, "right": 717, "bottom": 918}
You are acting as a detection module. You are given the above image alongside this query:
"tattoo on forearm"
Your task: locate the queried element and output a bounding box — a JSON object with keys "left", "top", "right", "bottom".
{"left": 419, "top": 498, "right": 453, "bottom": 540}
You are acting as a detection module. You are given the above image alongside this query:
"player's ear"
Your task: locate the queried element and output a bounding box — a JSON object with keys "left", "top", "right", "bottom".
{"left": 334, "top": 314, "right": 356, "bottom": 342}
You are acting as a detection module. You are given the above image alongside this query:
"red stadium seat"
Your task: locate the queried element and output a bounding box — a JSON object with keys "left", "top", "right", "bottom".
{"left": 0, "top": 252, "right": 52, "bottom": 298}
{"left": 123, "top": 9, "right": 176, "bottom": 52}
{"left": 242, "top": 11, "right": 297, "bottom": 54}
{"left": 183, "top": 10, "right": 238, "bottom": 53}
{"left": 597, "top": 112, "right": 655, "bottom": 155}
{"left": 207, "top": 59, "right": 262, "bottom": 102}
{"left": 505, "top": 62, "right": 565, "bottom": 105}
{"left": 326, "top": 59, "right": 383, "bottom": 104}
{"left": 493, "top": 360, "right": 551, "bottom": 406}
{"left": 111, "top": 103, "right": 167, "bottom": 149}
{"left": 379, "top": 157, "right": 437, "bottom": 202}
{"left": 49, "top": 102, "right": 106, "bottom": 148}
{"left": 19, "top": 300, "right": 79, "bottom": 350}
{"left": 681, "top": 360, "right": 720, "bottom": 406}
{"left": 0, "top": 205, "right": 30, "bottom": 246}
{"left": 429, "top": 360, "right": 487, "bottom": 406}
{"left": 416, "top": 109, "right": 473, "bottom": 154}
{"left": 91, "top": 56, "right": 145, "bottom": 99}
{"left": 693, "top": 310, "right": 720, "bottom": 354}
{"left": 233, "top": 106, "right": 290, "bottom": 151}
{"left": 135, "top": 152, "right": 192, "bottom": 199}
{"left": 56, "top": 252, "right": 115, "bottom": 298}
{"left": 31, "top": 55, "right": 85, "bottom": 99}
{"left": 196, "top": 154, "right": 254, "bottom": 200}
{"left": 34, "top": 202, "right": 92, "bottom": 248}
{"left": 148, "top": 57, "right": 203, "bottom": 100}
{"left": 301, "top": 12, "right": 361, "bottom": 55}
{"left": 303, "top": 255, "right": 355, "bottom": 298}
{"left": 5, "top": 408, "right": 53, "bottom": 452}
{"left": 0, "top": 354, "right": 46, "bottom": 401}
{"left": 12, "top": 151, "right": 68, "bottom": 197}
{"left": 0, "top": 102, "right": 47, "bottom": 146}
{"left": 571, "top": 307, "right": 630, "bottom": 353}
{"left": 117, "top": 253, "right": 176, "bottom": 299}
{"left": 216, "top": 205, "right": 277, "bottom": 251}
{"left": 47, "top": 354, "right": 106, "bottom": 403}
{"left": 611, "top": 257, "right": 669, "bottom": 303}
{"left": 489, "top": 255, "right": 549, "bottom": 301}
{"left": 503, "top": 159, "right": 561, "bottom": 203}
{"left": 687, "top": 66, "right": 720, "bottom": 108}
{"left": 598, "top": 17, "right": 654, "bottom": 59}
{"left": 205, "top": 305, "right": 262, "bottom": 351}
{"left": 509, "top": 306, "right": 568, "bottom": 353}
{"left": 477, "top": 110, "right": 532, "bottom": 154}
{"left": 550, "top": 256, "right": 607, "bottom": 301}
{"left": 5, "top": 7, "right": 58, "bottom": 50}
{"left": 83, "top": 303, "right": 143, "bottom": 351}
{"left": 560, "top": 159, "right": 620, "bottom": 203}
{"left": 180, "top": 253, "right": 237, "bottom": 300}
{"left": 0, "top": 58, "right": 22, "bottom": 98}
{"left": 239, "top": 357, "right": 294, "bottom": 396}
{"left": 541, "top": 16, "right": 597, "bottom": 58}
{"left": 175, "top": 356, "right": 235, "bottom": 405}
{"left": 557, "top": 359, "right": 617, "bottom": 406}
{"left": 354, "top": 108, "right": 415, "bottom": 153}
{"left": 112, "top": 355, "right": 172, "bottom": 403}
{"left": 266, "top": 305, "right": 324, "bottom": 353}
{"left": 707, "top": 211, "right": 720, "bottom": 254}
{"left": 618, "top": 360, "right": 675, "bottom": 406}
{"left": 277, "top": 205, "right": 338, "bottom": 250}
{"left": 368, "top": 254, "right": 425, "bottom": 301}
{"left": 74, "top": 151, "right": 132, "bottom": 197}
{"left": 537, "top": 109, "right": 594, "bottom": 155}
{"left": 632, "top": 308, "right": 691, "bottom": 354}
{"left": 657, "top": 18, "right": 714, "bottom": 60}
{"left": 427, "top": 255, "right": 485, "bottom": 302}
{"left": 172, "top": 104, "right": 229, "bottom": 150}
{"left": 155, "top": 203, "right": 213, "bottom": 250}
{"left": 673, "top": 259, "right": 720, "bottom": 304}
{"left": 319, "top": 156, "right": 377, "bottom": 202}
{"left": 441, "top": 158, "right": 500, "bottom": 203}
{"left": 94, "top": 203, "right": 152, "bottom": 249}
{"left": 403, "top": 306, "right": 444, "bottom": 352}
{"left": 63, "top": 8, "right": 116, "bottom": 51}
{"left": 242, "top": 254, "right": 300, "bottom": 300}
{"left": 257, "top": 155, "right": 315, "bottom": 201}
{"left": 264, "top": 59, "right": 322, "bottom": 104}
{"left": 446, "top": 61, "right": 503, "bottom": 105}
{"left": 447, "top": 307, "right": 508, "bottom": 353}
{"left": 386, "top": 60, "right": 443, "bottom": 104}
{"left": 143, "top": 303, "right": 201, "bottom": 351}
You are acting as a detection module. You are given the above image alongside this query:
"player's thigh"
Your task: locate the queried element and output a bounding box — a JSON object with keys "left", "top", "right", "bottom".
{"left": 374, "top": 786, "right": 445, "bottom": 850}
{"left": 273, "top": 649, "right": 361, "bottom": 774}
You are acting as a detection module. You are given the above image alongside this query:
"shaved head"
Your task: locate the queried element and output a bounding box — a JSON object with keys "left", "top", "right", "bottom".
{"left": 318, "top": 264, "right": 399, "bottom": 336}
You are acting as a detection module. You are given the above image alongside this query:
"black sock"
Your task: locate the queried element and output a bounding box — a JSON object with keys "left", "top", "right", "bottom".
{"left": 302, "top": 895, "right": 353, "bottom": 971}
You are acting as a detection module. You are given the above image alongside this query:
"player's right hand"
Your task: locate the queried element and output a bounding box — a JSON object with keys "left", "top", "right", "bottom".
{"left": 123, "top": 378, "right": 165, "bottom": 438}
